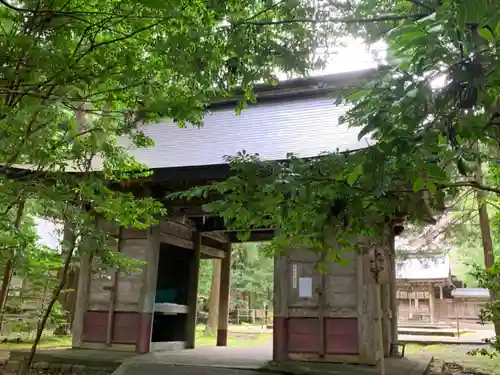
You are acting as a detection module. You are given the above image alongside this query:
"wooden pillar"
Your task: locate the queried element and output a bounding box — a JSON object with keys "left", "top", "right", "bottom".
{"left": 272, "top": 251, "right": 288, "bottom": 361}
{"left": 106, "top": 228, "right": 121, "bottom": 347}
{"left": 381, "top": 282, "right": 391, "bottom": 357}
{"left": 429, "top": 284, "right": 436, "bottom": 323}
{"left": 408, "top": 289, "right": 412, "bottom": 319}
{"left": 439, "top": 284, "right": 444, "bottom": 299}
{"left": 71, "top": 244, "right": 92, "bottom": 348}
{"left": 388, "top": 230, "right": 399, "bottom": 355}
{"left": 357, "top": 253, "right": 377, "bottom": 364}
{"left": 185, "top": 230, "right": 202, "bottom": 349}
{"left": 217, "top": 242, "right": 232, "bottom": 346}
{"left": 136, "top": 224, "right": 160, "bottom": 353}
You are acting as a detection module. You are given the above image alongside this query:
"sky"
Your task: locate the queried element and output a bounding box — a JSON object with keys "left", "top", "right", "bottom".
{"left": 34, "top": 217, "right": 62, "bottom": 251}
{"left": 311, "top": 38, "right": 382, "bottom": 75}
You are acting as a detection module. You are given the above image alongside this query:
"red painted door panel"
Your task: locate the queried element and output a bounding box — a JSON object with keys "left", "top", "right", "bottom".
{"left": 286, "top": 318, "right": 321, "bottom": 353}
{"left": 286, "top": 317, "right": 359, "bottom": 355}
{"left": 325, "top": 317, "right": 359, "bottom": 354}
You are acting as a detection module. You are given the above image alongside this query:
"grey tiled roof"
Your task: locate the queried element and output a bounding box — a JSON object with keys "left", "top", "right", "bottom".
{"left": 451, "top": 288, "right": 490, "bottom": 299}
{"left": 123, "top": 97, "right": 369, "bottom": 169}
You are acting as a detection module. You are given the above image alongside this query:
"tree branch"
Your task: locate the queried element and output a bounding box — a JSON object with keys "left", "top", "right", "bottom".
{"left": 449, "top": 181, "right": 500, "bottom": 195}
{"left": 0, "top": 0, "right": 130, "bottom": 17}
{"left": 235, "top": 12, "right": 432, "bottom": 27}
{"left": 406, "top": 0, "right": 436, "bottom": 12}
{"left": 242, "top": 0, "right": 287, "bottom": 24}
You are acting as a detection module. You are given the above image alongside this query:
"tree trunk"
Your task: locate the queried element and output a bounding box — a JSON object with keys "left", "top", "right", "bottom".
{"left": 0, "top": 200, "right": 26, "bottom": 332}
{"left": 388, "top": 226, "right": 399, "bottom": 356}
{"left": 204, "top": 259, "right": 221, "bottom": 336}
{"left": 54, "top": 267, "right": 79, "bottom": 336}
{"left": 474, "top": 151, "right": 500, "bottom": 339}
{"left": 19, "top": 221, "right": 77, "bottom": 375}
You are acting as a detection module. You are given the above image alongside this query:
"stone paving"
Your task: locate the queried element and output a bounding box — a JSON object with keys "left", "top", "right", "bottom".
{"left": 6, "top": 344, "right": 433, "bottom": 375}
{"left": 113, "top": 343, "right": 432, "bottom": 375}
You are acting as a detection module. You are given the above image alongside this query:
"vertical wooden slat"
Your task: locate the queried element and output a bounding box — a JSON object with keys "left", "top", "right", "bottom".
{"left": 71, "top": 242, "right": 93, "bottom": 348}
{"left": 217, "top": 242, "right": 232, "bottom": 346}
{"left": 105, "top": 227, "right": 122, "bottom": 346}
{"left": 185, "top": 230, "right": 202, "bottom": 349}
{"left": 136, "top": 224, "right": 160, "bottom": 353}
{"left": 273, "top": 242, "right": 288, "bottom": 361}
{"left": 381, "top": 282, "right": 391, "bottom": 357}
{"left": 429, "top": 284, "right": 436, "bottom": 323}
{"left": 388, "top": 229, "right": 399, "bottom": 355}
{"left": 318, "top": 252, "right": 326, "bottom": 358}
{"left": 376, "top": 284, "right": 386, "bottom": 375}
{"left": 357, "top": 253, "right": 377, "bottom": 364}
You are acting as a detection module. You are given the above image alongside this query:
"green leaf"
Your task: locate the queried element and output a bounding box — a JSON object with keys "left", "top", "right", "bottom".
{"left": 457, "top": 159, "right": 469, "bottom": 176}
{"left": 427, "top": 181, "right": 437, "bottom": 194}
{"left": 495, "top": 21, "right": 500, "bottom": 41}
{"left": 478, "top": 27, "right": 494, "bottom": 41}
{"left": 416, "top": 12, "right": 436, "bottom": 23}
{"left": 406, "top": 87, "right": 419, "bottom": 98}
{"left": 426, "top": 164, "right": 447, "bottom": 182}
{"left": 346, "top": 89, "right": 371, "bottom": 101}
{"left": 347, "top": 164, "right": 363, "bottom": 185}
{"left": 438, "top": 133, "right": 447, "bottom": 145}
{"left": 357, "top": 123, "right": 376, "bottom": 141}
{"left": 413, "top": 178, "right": 426, "bottom": 192}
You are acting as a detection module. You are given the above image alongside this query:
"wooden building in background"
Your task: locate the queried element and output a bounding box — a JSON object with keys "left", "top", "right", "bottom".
{"left": 448, "top": 288, "right": 490, "bottom": 321}
{"left": 395, "top": 253, "right": 459, "bottom": 323}
{"left": 13, "top": 69, "right": 406, "bottom": 364}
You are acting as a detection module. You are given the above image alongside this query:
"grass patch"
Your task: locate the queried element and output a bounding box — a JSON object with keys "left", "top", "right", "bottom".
{"left": 0, "top": 335, "right": 72, "bottom": 350}
{"left": 457, "top": 331, "right": 474, "bottom": 338}
{"left": 405, "top": 344, "right": 499, "bottom": 375}
{"left": 195, "top": 330, "right": 272, "bottom": 347}
{"left": 0, "top": 327, "right": 272, "bottom": 351}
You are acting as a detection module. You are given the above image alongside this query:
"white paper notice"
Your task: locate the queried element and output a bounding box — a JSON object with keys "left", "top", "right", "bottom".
{"left": 292, "top": 264, "right": 298, "bottom": 289}
{"left": 298, "top": 277, "right": 313, "bottom": 298}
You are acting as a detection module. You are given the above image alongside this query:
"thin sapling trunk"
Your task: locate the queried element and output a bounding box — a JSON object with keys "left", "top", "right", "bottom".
{"left": 0, "top": 199, "right": 26, "bottom": 332}
{"left": 20, "top": 223, "right": 77, "bottom": 375}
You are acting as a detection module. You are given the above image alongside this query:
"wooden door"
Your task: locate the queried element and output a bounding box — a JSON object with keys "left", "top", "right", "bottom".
{"left": 285, "top": 251, "right": 359, "bottom": 358}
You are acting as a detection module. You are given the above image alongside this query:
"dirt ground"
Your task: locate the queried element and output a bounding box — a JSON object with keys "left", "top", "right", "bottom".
{"left": 406, "top": 344, "right": 499, "bottom": 375}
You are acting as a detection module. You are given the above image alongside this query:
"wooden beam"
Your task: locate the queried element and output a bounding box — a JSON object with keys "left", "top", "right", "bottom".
{"left": 106, "top": 228, "right": 121, "bottom": 347}
{"left": 71, "top": 242, "right": 92, "bottom": 349}
{"left": 204, "top": 231, "right": 230, "bottom": 243}
{"left": 137, "top": 225, "right": 161, "bottom": 353}
{"left": 217, "top": 242, "right": 232, "bottom": 346}
{"left": 272, "top": 240, "right": 288, "bottom": 361}
{"left": 185, "top": 231, "right": 202, "bottom": 349}
{"left": 201, "top": 246, "right": 225, "bottom": 259}
{"left": 159, "top": 232, "right": 226, "bottom": 258}
{"left": 357, "top": 253, "right": 378, "bottom": 364}
{"left": 228, "top": 230, "right": 274, "bottom": 243}
{"left": 388, "top": 230, "right": 399, "bottom": 356}
{"left": 429, "top": 284, "right": 436, "bottom": 323}
{"left": 202, "top": 234, "right": 227, "bottom": 250}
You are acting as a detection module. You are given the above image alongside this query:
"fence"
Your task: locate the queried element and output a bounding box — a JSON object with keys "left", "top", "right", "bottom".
{"left": 229, "top": 308, "right": 273, "bottom": 325}
{"left": 197, "top": 308, "right": 273, "bottom": 326}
